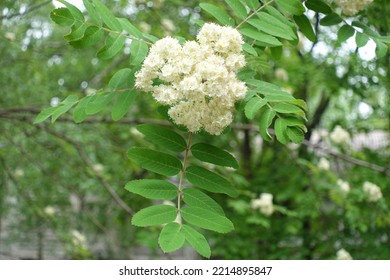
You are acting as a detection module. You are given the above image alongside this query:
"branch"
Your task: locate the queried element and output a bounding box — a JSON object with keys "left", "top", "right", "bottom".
{"left": 41, "top": 126, "right": 135, "bottom": 216}
{"left": 0, "top": 1, "right": 52, "bottom": 20}
{"left": 2, "top": 107, "right": 389, "bottom": 176}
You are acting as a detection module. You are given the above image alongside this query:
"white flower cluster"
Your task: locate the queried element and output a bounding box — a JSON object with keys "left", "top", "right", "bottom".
{"left": 363, "top": 181, "right": 383, "bottom": 202}
{"left": 251, "top": 193, "right": 274, "bottom": 216}
{"left": 318, "top": 157, "right": 330, "bottom": 171}
{"left": 135, "top": 23, "right": 247, "bottom": 135}
{"left": 44, "top": 206, "right": 57, "bottom": 217}
{"left": 329, "top": 0, "right": 374, "bottom": 16}
{"left": 336, "top": 248, "right": 353, "bottom": 260}
{"left": 337, "top": 179, "right": 350, "bottom": 193}
{"left": 71, "top": 230, "right": 87, "bottom": 247}
{"left": 330, "top": 125, "right": 350, "bottom": 145}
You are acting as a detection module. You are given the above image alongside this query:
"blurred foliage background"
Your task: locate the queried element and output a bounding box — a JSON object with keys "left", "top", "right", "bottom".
{"left": 0, "top": 0, "right": 389, "bottom": 259}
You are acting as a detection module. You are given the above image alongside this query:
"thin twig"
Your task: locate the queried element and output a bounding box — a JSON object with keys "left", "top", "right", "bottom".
{"left": 236, "top": 0, "right": 276, "bottom": 29}
{"left": 1, "top": 108, "right": 388, "bottom": 176}
{"left": 42, "top": 126, "right": 135, "bottom": 216}
{"left": 0, "top": 0, "right": 52, "bottom": 20}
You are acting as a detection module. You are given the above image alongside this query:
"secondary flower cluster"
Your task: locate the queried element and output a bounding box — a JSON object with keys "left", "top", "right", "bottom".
{"left": 329, "top": 0, "right": 374, "bottom": 16}
{"left": 135, "top": 23, "right": 247, "bottom": 135}
{"left": 330, "top": 125, "right": 350, "bottom": 145}
{"left": 251, "top": 193, "right": 274, "bottom": 216}
{"left": 337, "top": 179, "right": 350, "bottom": 193}
{"left": 363, "top": 181, "right": 383, "bottom": 202}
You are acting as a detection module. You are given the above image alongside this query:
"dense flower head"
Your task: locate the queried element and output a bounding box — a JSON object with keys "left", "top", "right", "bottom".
{"left": 135, "top": 23, "right": 247, "bottom": 135}
{"left": 363, "top": 181, "right": 383, "bottom": 202}
{"left": 251, "top": 193, "right": 274, "bottom": 216}
{"left": 328, "top": 0, "right": 374, "bottom": 16}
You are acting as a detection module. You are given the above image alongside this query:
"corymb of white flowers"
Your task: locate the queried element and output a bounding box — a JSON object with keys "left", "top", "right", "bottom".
{"left": 135, "top": 23, "right": 247, "bottom": 135}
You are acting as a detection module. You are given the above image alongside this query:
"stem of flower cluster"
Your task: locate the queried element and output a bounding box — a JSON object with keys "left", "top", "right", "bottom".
{"left": 235, "top": 0, "right": 276, "bottom": 29}
{"left": 177, "top": 132, "right": 193, "bottom": 213}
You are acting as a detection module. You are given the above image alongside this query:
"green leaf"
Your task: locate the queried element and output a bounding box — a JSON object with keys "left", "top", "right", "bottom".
{"left": 294, "top": 14, "right": 316, "bottom": 42}
{"left": 186, "top": 165, "right": 237, "bottom": 197}
{"left": 276, "top": 0, "right": 305, "bottom": 15}
{"left": 118, "top": 18, "right": 143, "bottom": 39}
{"left": 132, "top": 205, "right": 178, "bottom": 227}
{"left": 85, "top": 93, "right": 114, "bottom": 115}
{"left": 258, "top": 107, "right": 276, "bottom": 141}
{"left": 108, "top": 68, "right": 135, "bottom": 89}
{"left": 97, "top": 33, "right": 126, "bottom": 60}
{"left": 199, "top": 3, "right": 235, "bottom": 26}
{"left": 130, "top": 40, "right": 149, "bottom": 66}
{"left": 273, "top": 103, "right": 303, "bottom": 114}
{"left": 265, "top": 6, "right": 296, "bottom": 29}
{"left": 244, "top": 0, "right": 259, "bottom": 10}
{"left": 91, "top": 0, "right": 122, "bottom": 31}
{"left": 50, "top": 8, "right": 74, "bottom": 26}
{"left": 182, "top": 188, "right": 225, "bottom": 216}
{"left": 64, "top": 22, "right": 87, "bottom": 41}
{"left": 191, "top": 143, "right": 238, "bottom": 169}
{"left": 352, "top": 21, "right": 379, "bottom": 38}
{"left": 250, "top": 12, "right": 296, "bottom": 40}
{"left": 282, "top": 116, "right": 307, "bottom": 132}
{"left": 337, "top": 25, "right": 355, "bottom": 42}
{"left": 242, "top": 43, "right": 258, "bottom": 56}
{"left": 127, "top": 147, "right": 182, "bottom": 176}
{"left": 57, "top": 0, "right": 84, "bottom": 21}
{"left": 181, "top": 207, "right": 234, "bottom": 233}
{"left": 83, "top": 0, "right": 102, "bottom": 25}
{"left": 245, "top": 96, "right": 267, "bottom": 119}
{"left": 125, "top": 179, "right": 178, "bottom": 200}
{"left": 111, "top": 90, "right": 137, "bottom": 121}
{"left": 50, "top": 95, "right": 79, "bottom": 123}
{"left": 305, "top": 0, "right": 332, "bottom": 14}
{"left": 320, "top": 13, "right": 342, "bottom": 26}
{"left": 286, "top": 126, "right": 305, "bottom": 143}
{"left": 355, "top": 32, "right": 369, "bottom": 47}
{"left": 72, "top": 95, "right": 95, "bottom": 123}
{"left": 182, "top": 225, "right": 211, "bottom": 258}
{"left": 69, "top": 26, "right": 104, "bottom": 48}
{"left": 225, "top": 0, "right": 247, "bottom": 20}
{"left": 136, "top": 124, "right": 187, "bottom": 152}
{"left": 246, "top": 79, "right": 283, "bottom": 95}
{"left": 239, "top": 28, "right": 282, "bottom": 47}
{"left": 158, "top": 223, "right": 185, "bottom": 253}
{"left": 274, "top": 118, "right": 289, "bottom": 144}
{"left": 374, "top": 40, "right": 388, "bottom": 58}
{"left": 34, "top": 107, "right": 57, "bottom": 124}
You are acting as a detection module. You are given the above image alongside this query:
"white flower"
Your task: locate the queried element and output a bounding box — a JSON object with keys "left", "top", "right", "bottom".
{"left": 161, "top": 18, "right": 175, "bottom": 32}
{"left": 330, "top": 125, "right": 350, "bottom": 145}
{"left": 336, "top": 248, "right": 353, "bottom": 260}
{"left": 318, "top": 157, "right": 330, "bottom": 171}
{"left": 44, "top": 206, "right": 57, "bottom": 217}
{"left": 92, "top": 163, "right": 104, "bottom": 174}
{"left": 275, "top": 68, "right": 289, "bottom": 81}
{"left": 14, "top": 168, "right": 24, "bottom": 177}
{"left": 329, "top": 0, "right": 374, "bottom": 16}
{"left": 71, "top": 230, "right": 87, "bottom": 247}
{"left": 5, "top": 32, "right": 16, "bottom": 41}
{"left": 337, "top": 179, "right": 350, "bottom": 193}
{"left": 251, "top": 193, "right": 274, "bottom": 216}
{"left": 363, "top": 181, "right": 383, "bottom": 202}
{"left": 135, "top": 23, "right": 247, "bottom": 135}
